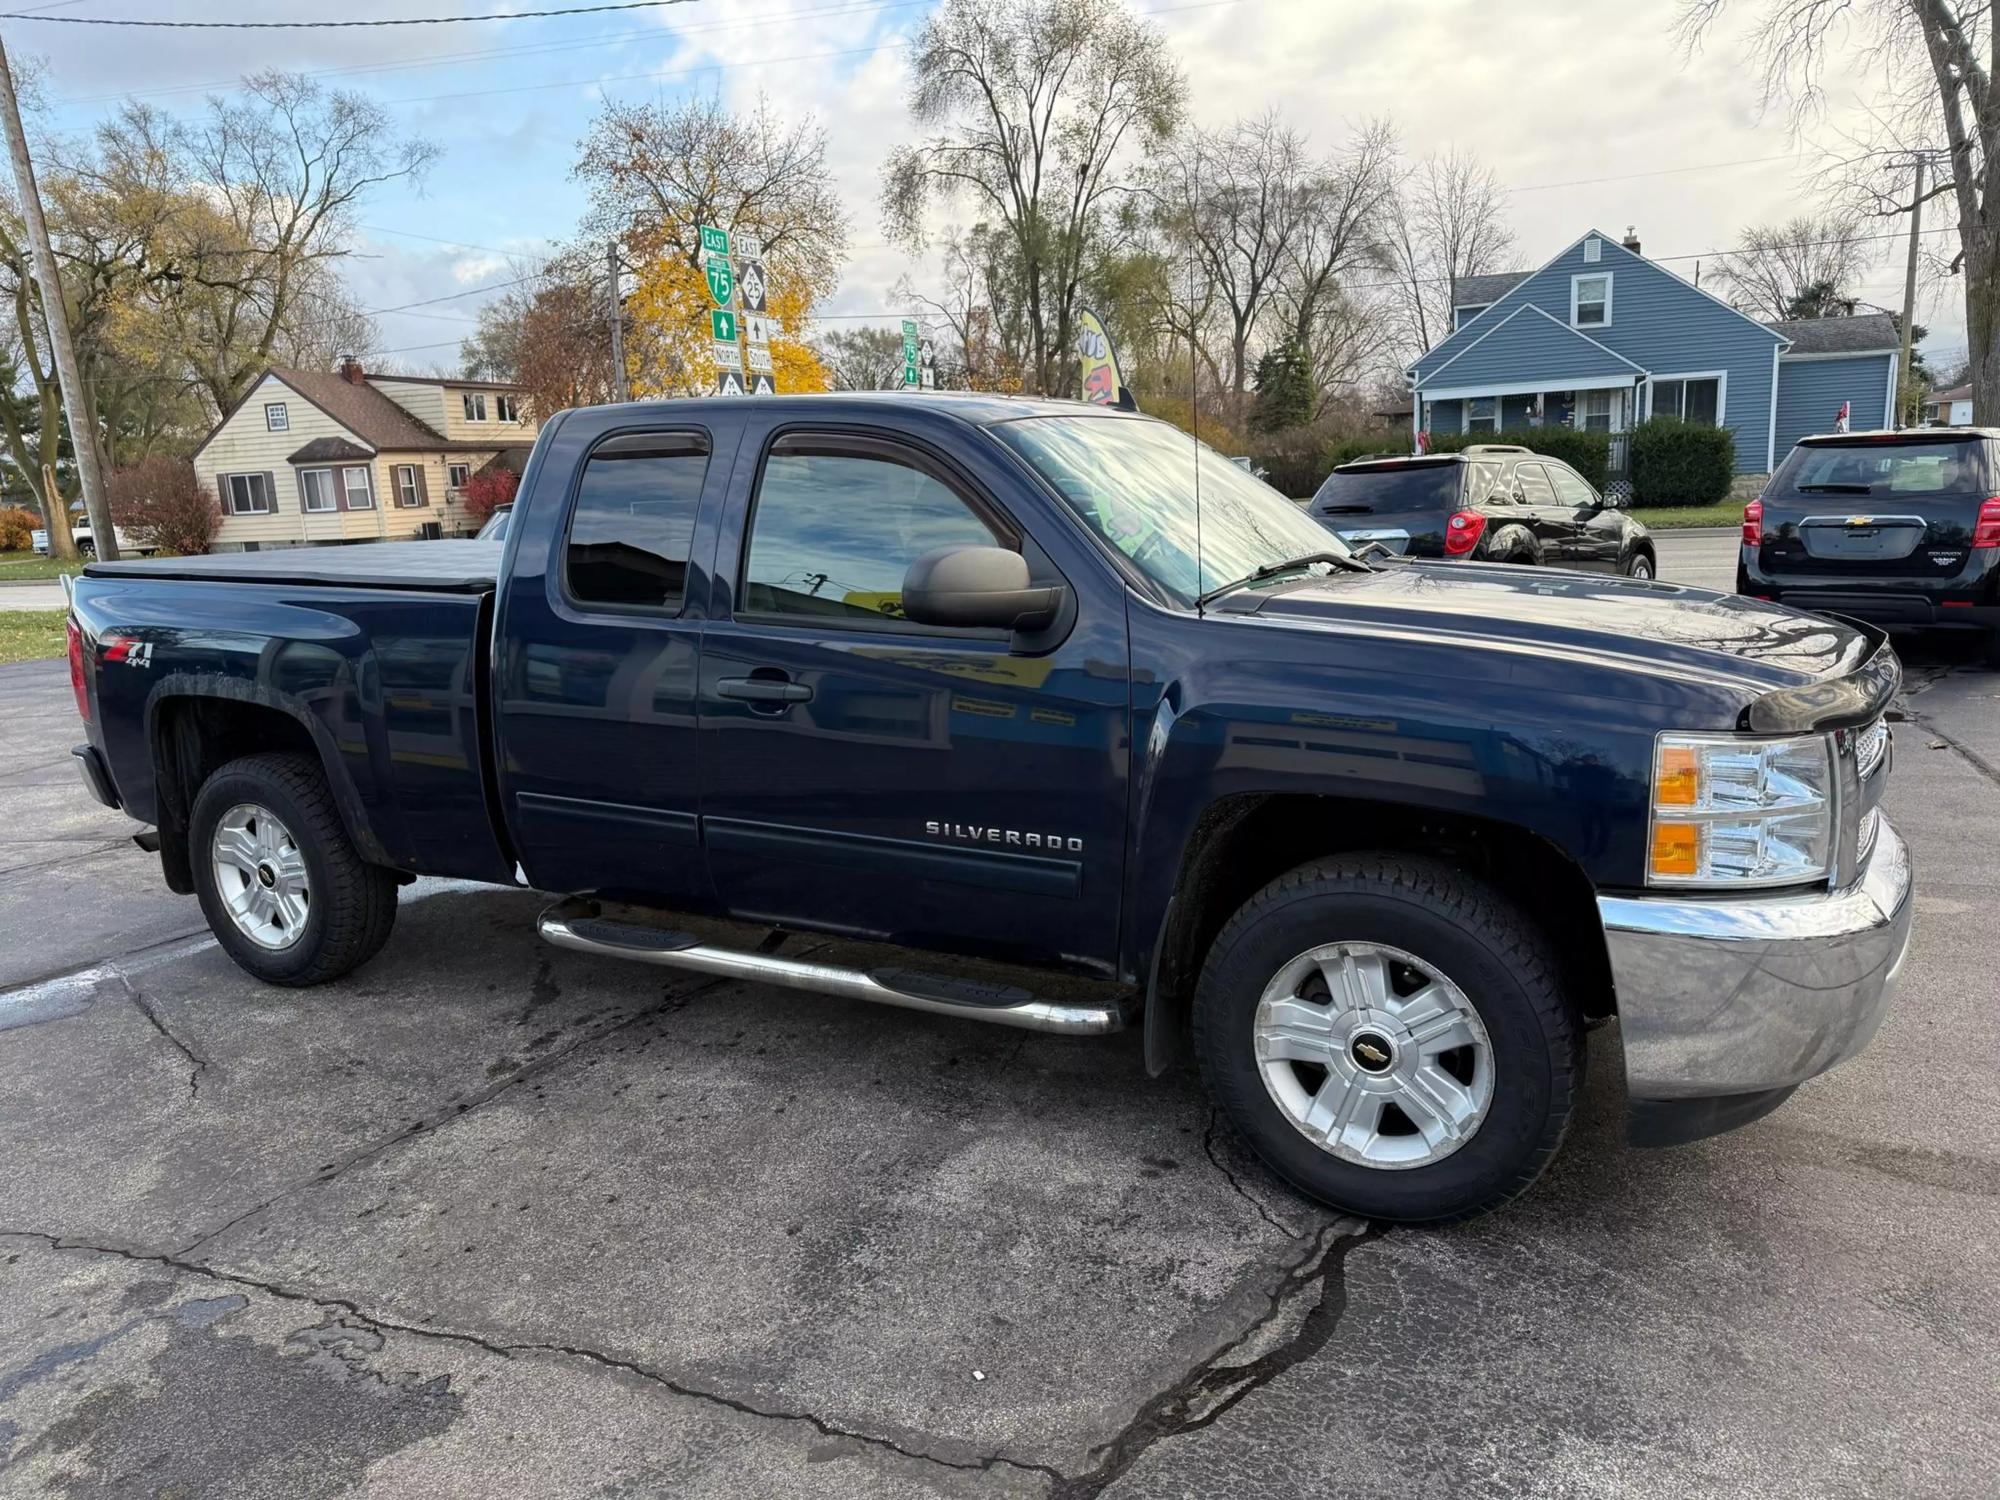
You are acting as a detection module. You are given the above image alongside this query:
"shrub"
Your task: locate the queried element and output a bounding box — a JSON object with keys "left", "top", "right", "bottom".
{"left": 1629, "top": 417, "right": 1736, "bottom": 507}
{"left": 0, "top": 505, "right": 37, "bottom": 551}
{"left": 460, "top": 467, "right": 519, "bottom": 525}
{"left": 1242, "top": 427, "right": 1337, "bottom": 499}
{"left": 1324, "top": 430, "right": 1413, "bottom": 470}
{"left": 1426, "top": 426, "right": 1613, "bottom": 489}
{"left": 107, "top": 457, "right": 220, "bottom": 555}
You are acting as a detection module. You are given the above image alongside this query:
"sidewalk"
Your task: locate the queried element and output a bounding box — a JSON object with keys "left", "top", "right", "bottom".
{"left": 0, "top": 581, "right": 66, "bottom": 612}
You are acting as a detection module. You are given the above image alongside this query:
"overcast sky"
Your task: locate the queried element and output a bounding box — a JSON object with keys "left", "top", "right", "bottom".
{"left": 14, "top": 0, "right": 1960, "bottom": 377}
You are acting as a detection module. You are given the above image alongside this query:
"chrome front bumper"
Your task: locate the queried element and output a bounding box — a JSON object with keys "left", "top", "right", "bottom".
{"left": 1597, "top": 815, "right": 1913, "bottom": 1108}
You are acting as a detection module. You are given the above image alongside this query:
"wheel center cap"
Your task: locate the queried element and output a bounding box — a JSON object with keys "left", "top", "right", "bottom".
{"left": 256, "top": 864, "right": 276, "bottom": 889}
{"left": 1349, "top": 1029, "right": 1396, "bottom": 1074}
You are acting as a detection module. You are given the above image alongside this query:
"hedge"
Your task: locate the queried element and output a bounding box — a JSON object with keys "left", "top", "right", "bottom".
{"left": 1243, "top": 427, "right": 1339, "bottom": 500}
{"left": 1629, "top": 417, "right": 1735, "bottom": 507}
{"left": 1426, "top": 426, "right": 1612, "bottom": 490}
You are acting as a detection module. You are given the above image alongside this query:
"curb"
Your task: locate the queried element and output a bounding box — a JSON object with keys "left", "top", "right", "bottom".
{"left": 1653, "top": 527, "right": 1737, "bottom": 538}
{"left": 0, "top": 578, "right": 71, "bottom": 589}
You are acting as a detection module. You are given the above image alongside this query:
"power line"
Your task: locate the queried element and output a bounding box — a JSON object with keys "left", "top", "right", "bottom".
{"left": 1505, "top": 153, "right": 1802, "bottom": 194}
{"left": 0, "top": 0, "right": 702, "bottom": 27}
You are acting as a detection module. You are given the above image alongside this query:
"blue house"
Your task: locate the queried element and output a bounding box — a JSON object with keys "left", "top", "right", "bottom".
{"left": 1407, "top": 228, "right": 1902, "bottom": 487}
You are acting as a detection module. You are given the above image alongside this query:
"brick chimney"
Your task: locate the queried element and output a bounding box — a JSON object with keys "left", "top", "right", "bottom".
{"left": 1621, "top": 225, "right": 1642, "bottom": 255}
{"left": 338, "top": 355, "right": 365, "bottom": 385}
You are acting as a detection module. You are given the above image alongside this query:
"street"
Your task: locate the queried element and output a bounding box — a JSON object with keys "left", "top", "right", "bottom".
{"left": 1, "top": 532, "right": 1996, "bottom": 1498}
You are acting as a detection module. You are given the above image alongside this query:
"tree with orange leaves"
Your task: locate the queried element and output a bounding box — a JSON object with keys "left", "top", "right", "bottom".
{"left": 575, "top": 94, "right": 845, "bottom": 396}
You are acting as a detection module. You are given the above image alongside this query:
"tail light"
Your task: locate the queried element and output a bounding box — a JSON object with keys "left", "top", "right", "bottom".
{"left": 1974, "top": 497, "right": 2000, "bottom": 549}
{"left": 1443, "top": 510, "right": 1487, "bottom": 557}
{"left": 1741, "top": 499, "right": 1763, "bottom": 546}
{"left": 66, "top": 617, "right": 90, "bottom": 723}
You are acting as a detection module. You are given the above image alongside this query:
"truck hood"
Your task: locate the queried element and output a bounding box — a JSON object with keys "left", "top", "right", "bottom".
{"left": 1240, "top": 560, "right": 1883, "bottom": 705}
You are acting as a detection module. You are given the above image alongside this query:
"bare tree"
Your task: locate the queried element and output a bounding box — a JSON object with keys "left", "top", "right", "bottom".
{"left": 895, "top": 224, "right": 1034, "bottom": 391}
{"left": 816, "top": 325, "right": 909, "bottom": 390}
{"left": 575, "top": 91, "right": 847, "bottom": 287}
{"left": 1706, "top": 211, "right": 1878, "bottom": 319}
{"left": 1674, "top": 0, "right": 1997, "bottom": 417}
{"left": 1271, "top": 121, "right": 1399, "bottom": 377}
{"left": 1381, "top": 147, "right": 1515, "bottom": 357}
{"left": 883, "top": 0, "right": 1186, "bottom": 395}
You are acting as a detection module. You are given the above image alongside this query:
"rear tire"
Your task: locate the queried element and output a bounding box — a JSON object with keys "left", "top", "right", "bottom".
{"left": 1192, "top": 854, "right": 1581, "bottom": 1224}
{"left": 189, "top": 752, "right": 398, "bottom": 986}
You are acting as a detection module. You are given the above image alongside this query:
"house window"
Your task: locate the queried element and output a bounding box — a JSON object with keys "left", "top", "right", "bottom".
{"left": 1579, "top": 390, "right": 1614, "bottom": 432}
{"left": 394, "top": 464, "right": 423, "bottom": 507}
{"left": 1652, "top": 376, "right": 1721, "bottom": 425}
{"left": 1452, "top": 304, "right": 1491, "bottom": 331}
{"left": 264, "top": 402, "right": 289, "bottom": 432}
{"left": 342, "top": 466, "right": 374, "bottom": 509}
{"left": 300, "top": 469, "right": 338, "bottom": 512}
{"left": 461, "top": 392, "right": 488, "bottom": 422}
{"left": 448, "top": 462, "right": 471, "bottom": 491}
{"left": 222, "top": 473, "right": 271, "bottom": 515}
{"left": 1465, "top": 396, "right": 1499, "bottom": 433}
{"left": 494, "top": 395, "right": 520, "bottom": 423}
{"left": 1571, "top": 274, "right": 1611, "bottom": 327}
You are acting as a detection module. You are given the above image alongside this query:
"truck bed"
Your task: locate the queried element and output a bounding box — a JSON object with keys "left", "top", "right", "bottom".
{"left": 83, "top": 540, "right": 501, "bottom": 593}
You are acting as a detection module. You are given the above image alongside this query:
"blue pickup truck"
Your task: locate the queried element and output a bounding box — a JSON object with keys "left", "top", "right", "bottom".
{"left": 64, "top": 394, "right": 1913, "bottom": 1222}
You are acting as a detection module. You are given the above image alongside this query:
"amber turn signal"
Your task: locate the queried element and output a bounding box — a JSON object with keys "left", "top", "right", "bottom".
{"left": 1650, "top": 822, "right": 1700, "bottom": 877}
{"left": 1654, "top": 744, "right": 1699, "bottom": 806}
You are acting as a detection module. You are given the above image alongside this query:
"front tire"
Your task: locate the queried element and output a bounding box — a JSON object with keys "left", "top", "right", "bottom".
{"left": 1192, "top": 855, "right": 1581, "bottom": 1223}
{"left": 189, "top": 753, "right": 398, "bottom": 986}
{"left": 1624, "top": 551, "right": 1655, "bottom": 580}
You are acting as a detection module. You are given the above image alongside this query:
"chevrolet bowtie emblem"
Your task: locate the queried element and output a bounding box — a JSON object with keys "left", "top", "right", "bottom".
{"left": 1355, "top": 1041, "right": 1390, "bottom": 1065}
{"left": 1846, "top": 516, "right": 1875, "bottom": 527}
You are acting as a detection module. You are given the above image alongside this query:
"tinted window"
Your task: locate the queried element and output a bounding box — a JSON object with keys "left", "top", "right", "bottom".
{"left": 741, "top": 447, "right": 998, "bottom": 624}
{"left": 1776, "top": 440, "right": 1984, "bottom": 497}
{"left": 1311, "top": 463, "right": 1460, "bottom": 515}
{"left": 565, "top": 439, "right": 709, "bottom": 610}
{"left": 1514, "top": 462, "right": 1556, "bottom": 505}
{"left": 1548, "top": 466, "right": 1597, "bottom": 506}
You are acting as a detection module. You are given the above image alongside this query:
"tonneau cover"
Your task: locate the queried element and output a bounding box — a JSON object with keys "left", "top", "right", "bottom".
{"left": 83, "top": 539, "right": 501, "bottom": 593}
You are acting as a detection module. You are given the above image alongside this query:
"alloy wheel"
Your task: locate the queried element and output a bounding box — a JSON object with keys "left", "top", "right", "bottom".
{"left": 211, "top": 803, "right": 310, "bottom": 951}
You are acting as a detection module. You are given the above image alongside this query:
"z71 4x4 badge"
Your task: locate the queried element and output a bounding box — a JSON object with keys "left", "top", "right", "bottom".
{"left": 101, "top": 636, "right": 154, "bottom": 668}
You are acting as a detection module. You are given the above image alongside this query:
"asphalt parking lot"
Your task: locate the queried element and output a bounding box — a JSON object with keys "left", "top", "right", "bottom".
{"left": 3, "top": 533, "right": 1996, "bottom": 1498}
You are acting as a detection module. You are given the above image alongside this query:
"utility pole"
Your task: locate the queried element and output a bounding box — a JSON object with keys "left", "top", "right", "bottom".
{"left": 607, "top": 240, "right": 629, "bottom": 404}
{"left": 0, "top": 34, "right": 115, "bottom": 559}
{"left": 1897, "top": 155, "right": 1926, "bottom": 429}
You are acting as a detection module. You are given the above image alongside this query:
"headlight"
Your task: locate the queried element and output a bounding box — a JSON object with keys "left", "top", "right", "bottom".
{"left": 1647, "top": 732, "right": 1834, "bottom": 888}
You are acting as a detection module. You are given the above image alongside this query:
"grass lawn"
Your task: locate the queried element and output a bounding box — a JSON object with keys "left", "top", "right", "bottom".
{"left": 1628, "top": 499, "right": 1746, "bottom": 529}
{"left": 0, "top": 548, "right": 84, "bottom": 580}
{"left": 0, "top": 609, "right": 67, "bottom": 665}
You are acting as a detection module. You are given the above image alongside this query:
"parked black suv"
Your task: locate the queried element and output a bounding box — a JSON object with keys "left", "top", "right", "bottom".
{"left": 1741, "top": 429, "right": 2000, "bottom": 666}
{"left": 1307, "top": 446, "right": 1657, "bottom": 576}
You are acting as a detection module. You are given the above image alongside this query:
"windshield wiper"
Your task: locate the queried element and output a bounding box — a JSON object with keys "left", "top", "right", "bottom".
{"left": 1195, "top": 551, "right": 1369, "bottom": 610}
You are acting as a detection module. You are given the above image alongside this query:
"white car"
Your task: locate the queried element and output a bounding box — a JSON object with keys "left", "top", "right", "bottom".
{"left": 30, "top": 522, "right": 152, "bottom": 557}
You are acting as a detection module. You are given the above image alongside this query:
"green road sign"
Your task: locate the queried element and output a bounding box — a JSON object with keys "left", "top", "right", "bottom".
{"left": 711, "top": 309, "right": 737, "bottom": 342}
{"left": 901, "top": 318, "right": 919, "bottom": 338}
{"left": 704, "top": 255, "right": 734, "bottom": 307}
{"left": 904, "top": 360, "right": 919, "bottom": 387}
{"left": 700, "top": 224, "right": 729, "bottom": 257}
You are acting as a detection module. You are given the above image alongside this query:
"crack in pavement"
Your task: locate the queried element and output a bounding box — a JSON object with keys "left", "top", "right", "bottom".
{"left": 127, "top": 980, "right": 210, "bottom": 1102}
{"left": 173, "top": 967, "right": 742, "bottom": 1261}
{"left": 1902, "top": 706, "right": 2000, "bottom": 792}
{"left": 0, "top": 1229, "right": 1064, "bottom": 1486}
{"left": 1047, "top": 1219, "right": 1382, "bottom": 1499}
{"left": 1200, "top": 1108, "right": 1311, "bottom": 1241}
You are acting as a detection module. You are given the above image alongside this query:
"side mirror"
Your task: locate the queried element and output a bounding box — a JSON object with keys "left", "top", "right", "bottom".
{"left": 902, "top": 545, "right": 1066, "bottom": 631}
{"left": 1598, "top": 493, "right": 1625, "bottom": 510}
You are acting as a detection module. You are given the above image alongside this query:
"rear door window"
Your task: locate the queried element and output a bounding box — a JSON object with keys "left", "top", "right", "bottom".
{"left": 1514, "top": 462, "right": 1557, "bottom": 505}
{"left": 564, "top": 433, "right": 711, "bottom": 611}
{"left": 1776, "top": 441, "right": 1985, "bottom": 499}
{"left": 1311, "top": 463, "right": 1461, "bottom": 515}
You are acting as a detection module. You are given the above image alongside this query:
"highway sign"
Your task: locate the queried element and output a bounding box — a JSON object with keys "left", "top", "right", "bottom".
{"left": 711, "top": 309, "right": 737, "bottom": 342}
{"left": 712, "top": 340, "right": 741, "bottom": 369}
{"left": 734, "top": 231, "right": 762, "bottom": 260}
{"left": 715, "top": 369, "right": 746, "bottom": 397}
{"left": 704, "top": 254, "right": 734, "bottom": 307}
{"left": 738, "top": 259, "right": 768, "bottom": 314}
{"left": 700, "top": 224, "right": 729, "bottom": 257}
{"left": 902, "top": 319, "right": 920, "bottom": 388}
{"left": 744, "top": 313, "right": 775, "bottom": 346}
{"left": 749, "top": 373, "right": 776, "bottom": 396}
{"left": 746, "top": 344, "right": 773, "bottom": 374}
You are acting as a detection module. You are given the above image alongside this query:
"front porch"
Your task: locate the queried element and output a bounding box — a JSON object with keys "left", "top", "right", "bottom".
{"left": 1418, "top": 377, "right": 1645, "bottom": 488}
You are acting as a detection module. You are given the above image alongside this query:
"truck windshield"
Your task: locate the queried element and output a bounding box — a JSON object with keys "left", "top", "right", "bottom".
{"left": 998, "top": 415, "right": 1350, "bottom": 607}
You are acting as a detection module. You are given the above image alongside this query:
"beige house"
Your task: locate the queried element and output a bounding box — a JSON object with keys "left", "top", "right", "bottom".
{"left": 191, "top": 359, "right": 539, "bottom": 551}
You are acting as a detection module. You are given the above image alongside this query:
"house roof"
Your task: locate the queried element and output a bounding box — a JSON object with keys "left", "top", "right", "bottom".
{"left": 1767, "top": 313, "right": 1900, "bottom": 355}
{"left": 1452, "top": 272, "right": 1529, "bottom": 307}
{"left": 275, "top": 367, "right": 458, "bottom": 450}
{"left": 1423, "top": 303, "right": 1646, "bottom": 392}
{"left": 1929, "top": 382, "right": 1972, "bottom": 401}
{"left": 287, "top": 435, "right": 375, "bottom": 464}
{"left": 365, "top": 374, "right": 530, "bottom": 392}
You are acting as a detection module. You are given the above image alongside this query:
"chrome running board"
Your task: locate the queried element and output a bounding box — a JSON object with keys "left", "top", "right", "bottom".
{"left": 537, "top": 898, "right": 1128, "bottom": 1037}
